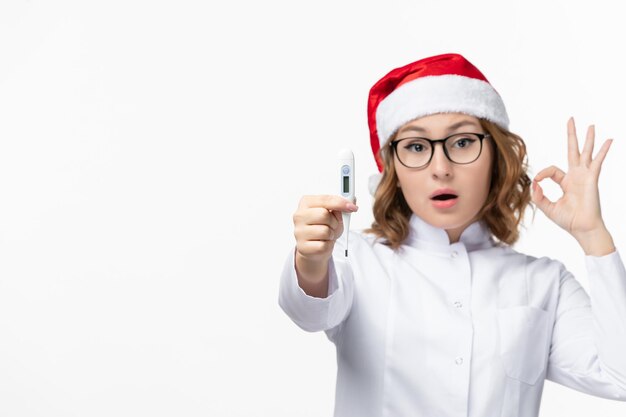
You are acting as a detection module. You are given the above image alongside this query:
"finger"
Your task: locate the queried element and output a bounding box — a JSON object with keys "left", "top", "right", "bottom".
{"left": 531, "top": 180, "right": 556, "bottom": 216}
{"left": 298, "top": 207, "right": 340, "bottom": 229}
{"left": 330, "top": 208, "right": 344, "bottom": 232}
{"left": 299, "top": 195, "right": 359, "bottom": 212}
{"left": 580, "top": 124, "right": 595, "bottom": 166}
{"left": 296, "top": 240, "right": 334, "bottom": 256}
{"left": 293, "top": 212, "right": 342, "bottom": 242}
{"left": 534, "top": 165, "right": 566, "bottom": 186}
{"left": 294, "top": 224, "right": 340, "bottom": 250}
{"left": 567, "top": 117, "right": 580, "bottom": 167}
{"left": 590, "top": 139, "right": 613, "bottom": 172}
{"left": 300, "top": 224, "right": 337, "bottom": 241}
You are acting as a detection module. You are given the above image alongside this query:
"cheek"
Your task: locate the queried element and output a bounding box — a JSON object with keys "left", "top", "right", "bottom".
{"left": 471, "top": 163, "right": 494, "bottom": 200}
{"left": 394, "top": 162, "right": 407, "bottom": 189}
{"left": 395, "top": 167, "right": 426, "bottom": 197}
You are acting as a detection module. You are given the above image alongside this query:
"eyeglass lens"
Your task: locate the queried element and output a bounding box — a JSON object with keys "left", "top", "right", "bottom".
{"left": 395, "top": 133, "right": 483, "bottom": 168}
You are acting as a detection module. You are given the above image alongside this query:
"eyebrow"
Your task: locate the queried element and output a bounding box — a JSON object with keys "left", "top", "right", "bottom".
{"left": 398, "top": 120, "right": 480, "bottom": 135}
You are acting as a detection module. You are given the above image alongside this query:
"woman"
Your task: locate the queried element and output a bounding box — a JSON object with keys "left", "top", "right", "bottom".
{"left": 278, "top": 53, "right": 626, "bottom": 417}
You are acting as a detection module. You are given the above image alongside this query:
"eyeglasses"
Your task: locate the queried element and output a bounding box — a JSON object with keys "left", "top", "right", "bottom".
{"left": 390, "top": 132, "right": 491, "bottom": 169}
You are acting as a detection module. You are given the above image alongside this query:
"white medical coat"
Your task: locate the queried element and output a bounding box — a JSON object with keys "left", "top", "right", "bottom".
{"left": 278, "top": 214, "right": 626, "bottom": 417}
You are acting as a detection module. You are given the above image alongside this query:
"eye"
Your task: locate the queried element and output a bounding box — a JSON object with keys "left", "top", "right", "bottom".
{"left": 402, "top": 139, "right": 430, "bottom": 153}
{"left": 406, "top": 143, "right": 424, "bottom": 152}
{"left": 451, "top": 137, "right": 476, "bottom": 148}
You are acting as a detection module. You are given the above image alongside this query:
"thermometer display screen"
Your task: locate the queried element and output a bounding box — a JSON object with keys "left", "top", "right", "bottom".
{"left": 343, "top": 176, "right": 349, "bottom": 193}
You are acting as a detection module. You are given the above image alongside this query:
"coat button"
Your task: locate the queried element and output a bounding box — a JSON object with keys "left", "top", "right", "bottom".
{"left": 455, "top": 357, "right": 463, "bottom": 365}
{"left": 451, "top": 250, "right": 458, "bottom": 258}
{"left": 454, "top": 301, "right": 463, "bottom": 308}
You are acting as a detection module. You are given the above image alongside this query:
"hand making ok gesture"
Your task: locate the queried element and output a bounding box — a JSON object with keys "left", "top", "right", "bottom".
{"left": 531, "top": 117, "right": 616, "bottom": 256}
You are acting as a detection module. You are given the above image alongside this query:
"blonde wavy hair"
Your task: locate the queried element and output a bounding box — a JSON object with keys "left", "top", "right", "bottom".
{"left": 365, "top": 118, "right": 533, "bottom": 249}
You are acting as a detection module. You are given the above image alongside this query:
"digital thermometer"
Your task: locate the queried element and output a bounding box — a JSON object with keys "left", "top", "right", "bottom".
{"left": 338, "top": 149, "right": 355, "bottom": 257}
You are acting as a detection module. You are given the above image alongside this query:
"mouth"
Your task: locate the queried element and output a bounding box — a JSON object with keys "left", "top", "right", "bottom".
{"left": 430, "top": 191, "right": 459, "bottom": 209}
{"left": 431, "top": 193, "right": 458, "bottom": 201}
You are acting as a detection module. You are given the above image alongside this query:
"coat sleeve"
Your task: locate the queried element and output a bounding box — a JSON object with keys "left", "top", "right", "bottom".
{"left": 546, "top": 249, "right": 626, "bottom": 400}
{"left": 277, "top": 244, "right": 355, "bottom": 334}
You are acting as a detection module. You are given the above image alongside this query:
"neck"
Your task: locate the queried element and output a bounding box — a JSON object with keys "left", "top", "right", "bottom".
{"left": 407, "top": 214, "right": 495, "bottom": 252}
{"left": 446, "top": 230, "right": 461, "bottom": 244}
{"left": 444, "top": 221, "right": 475, "bottom": 244}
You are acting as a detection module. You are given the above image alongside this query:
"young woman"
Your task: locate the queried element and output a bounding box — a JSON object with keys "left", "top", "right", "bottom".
{"left": 278, "top": 53, "right": 626, "bottom": 417}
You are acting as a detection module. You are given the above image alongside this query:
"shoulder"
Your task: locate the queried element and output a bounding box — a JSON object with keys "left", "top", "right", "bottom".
{"left": 503, "top": 246, "right": 569, "bottom": 278}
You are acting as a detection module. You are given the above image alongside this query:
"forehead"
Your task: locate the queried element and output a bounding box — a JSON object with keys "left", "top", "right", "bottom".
{"left": 398, "top": 113, "right": 482, "bottom": 134}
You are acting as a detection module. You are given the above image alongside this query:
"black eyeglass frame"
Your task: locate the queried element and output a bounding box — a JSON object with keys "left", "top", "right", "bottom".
{"left": 389, "top": 132, "right": 491, "bottom": 169}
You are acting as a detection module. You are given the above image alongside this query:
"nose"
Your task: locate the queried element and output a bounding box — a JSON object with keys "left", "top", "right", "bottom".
{"left": 429, "top": 142, "right": 453, "bottom": 179}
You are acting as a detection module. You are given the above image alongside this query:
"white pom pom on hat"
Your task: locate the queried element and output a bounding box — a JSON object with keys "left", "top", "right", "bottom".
{"left": 368, "top": 172, "right": 383, "bottom": 196}
{"left": 366, "top": 53, "right": 509, "bottom": 195}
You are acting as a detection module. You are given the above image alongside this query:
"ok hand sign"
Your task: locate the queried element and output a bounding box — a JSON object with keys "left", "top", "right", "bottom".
{"left": 531, "top": 117, "right": 615, "bottom": 255}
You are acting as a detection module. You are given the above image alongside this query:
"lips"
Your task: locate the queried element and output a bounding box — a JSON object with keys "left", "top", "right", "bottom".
{"left": 430, "top": 188, "right": 459, "bottom": 200}
{"left": 430, "top": 188, "right": 459, "bottom": 209}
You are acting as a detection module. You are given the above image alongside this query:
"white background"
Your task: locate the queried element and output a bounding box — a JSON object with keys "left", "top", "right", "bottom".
{"left": 0, "top": 0, "right": 624, "bottom": 416}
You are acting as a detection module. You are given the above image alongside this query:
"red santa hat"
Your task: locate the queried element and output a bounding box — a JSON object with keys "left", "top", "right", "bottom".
{"left": 367, "top": 53, "right": 509, "bottom": 194}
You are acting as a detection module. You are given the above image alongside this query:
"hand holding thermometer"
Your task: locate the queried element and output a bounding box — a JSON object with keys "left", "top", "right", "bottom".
{"left": 338, "top": 149, "right": 355, "bottom": 257}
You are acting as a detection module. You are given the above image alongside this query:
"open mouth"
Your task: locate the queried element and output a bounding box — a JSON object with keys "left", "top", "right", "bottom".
{"left": 431, "top": 194, "right": 458, "bottom": 201}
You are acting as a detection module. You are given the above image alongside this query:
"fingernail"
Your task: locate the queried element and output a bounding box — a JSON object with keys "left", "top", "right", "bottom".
{"left": 347, "top": 203, "right": 358, "bottom": 212}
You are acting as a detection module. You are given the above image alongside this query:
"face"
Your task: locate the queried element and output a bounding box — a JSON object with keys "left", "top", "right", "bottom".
{"left": 392, "top": 113, "right": 494, "bottom": 243}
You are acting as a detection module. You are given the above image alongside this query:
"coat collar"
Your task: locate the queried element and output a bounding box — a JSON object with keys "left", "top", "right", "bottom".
{"left": 405, "top": 214, "right": 496, "bottom": 253}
